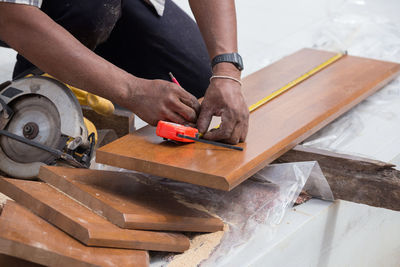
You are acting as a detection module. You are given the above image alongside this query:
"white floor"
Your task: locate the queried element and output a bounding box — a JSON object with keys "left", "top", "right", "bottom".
{"left": 246, "top": 199, "right": 400, "bottom": 267}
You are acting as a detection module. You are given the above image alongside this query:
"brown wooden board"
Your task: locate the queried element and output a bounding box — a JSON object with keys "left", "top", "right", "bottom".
{"left": 0, "top": 178, "right": 189, "bottom": 252}
{"left": 95, "top": 48, "right": 400, "bottom": 191}
{"left": 0, "top": 201, "right": 149, "bottom": 267}
{"left": 38, "top": 166, "right": 223, "bottom": 232}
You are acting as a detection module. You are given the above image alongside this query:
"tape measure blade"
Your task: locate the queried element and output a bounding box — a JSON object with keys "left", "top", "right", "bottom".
{"left": 248, "top": 52, "right": 345, "bottom": 113}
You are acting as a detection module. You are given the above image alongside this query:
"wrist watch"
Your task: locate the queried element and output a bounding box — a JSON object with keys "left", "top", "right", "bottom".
{"left": 211, "top": 52, "right": 244, "bottom": 71}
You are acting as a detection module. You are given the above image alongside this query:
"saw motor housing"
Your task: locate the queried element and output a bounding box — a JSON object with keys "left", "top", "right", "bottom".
{"left": 0, "top": 75, "right": 93, "bottom": 179}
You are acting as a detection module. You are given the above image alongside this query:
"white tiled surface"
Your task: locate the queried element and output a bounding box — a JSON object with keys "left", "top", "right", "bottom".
{"left": 247, "top": 200, "right": 400, "bottom": 267}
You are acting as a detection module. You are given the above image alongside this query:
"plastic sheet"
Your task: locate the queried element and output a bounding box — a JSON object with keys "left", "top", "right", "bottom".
{"left": 142, "top": 161, "right": 333, "bottom": 267}
{"left": 303, "top": 0, "right": 400, "bottom": 165}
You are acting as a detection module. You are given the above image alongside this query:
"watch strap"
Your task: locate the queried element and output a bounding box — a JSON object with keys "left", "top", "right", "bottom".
{"left": 211, "top": 53, "right": 244, "bottom": 71}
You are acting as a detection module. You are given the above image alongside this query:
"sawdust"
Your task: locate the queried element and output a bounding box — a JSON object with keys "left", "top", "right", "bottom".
{"left": 167, "top": 224, "right": 229, "bottom": 267}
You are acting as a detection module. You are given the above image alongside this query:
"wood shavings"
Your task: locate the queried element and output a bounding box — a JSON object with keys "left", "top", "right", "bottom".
{"left": 168, "top": 224, "right": 229, "bottom": 267}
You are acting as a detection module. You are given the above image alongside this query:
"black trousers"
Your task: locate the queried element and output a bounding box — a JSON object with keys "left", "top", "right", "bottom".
{"left": 13, "top": 0, "right": 212, "bottom": 98}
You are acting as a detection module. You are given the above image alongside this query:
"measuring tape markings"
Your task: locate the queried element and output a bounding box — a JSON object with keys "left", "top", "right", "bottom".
{"left": 248, "top": 52, "right": 346, "bottom": 113}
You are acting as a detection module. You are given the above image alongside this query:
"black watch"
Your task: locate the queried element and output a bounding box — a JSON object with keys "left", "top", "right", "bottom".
{"left": 211, "top": 52, "right": 244, "bottom": 71}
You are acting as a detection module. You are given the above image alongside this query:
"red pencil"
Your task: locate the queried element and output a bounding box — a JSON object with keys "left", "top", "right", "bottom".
{"left": 169, "top": 72, "right": 181, "bottom": 87}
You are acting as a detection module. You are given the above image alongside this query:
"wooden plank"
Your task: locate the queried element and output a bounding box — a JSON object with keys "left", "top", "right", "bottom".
{"left": 38, "top": 166, "right": 224, "bottom": 232}
{"left": 276, "top": 146, "right": 400, "bottom": 211}
{"left": 0, "top": 201, "right": 149, "bottom": 267}
{"left": 0, "top": 178, "right": 189, "bottom": 252}
{"left": 95, "top": 48, "right": 400, "bottom": 191}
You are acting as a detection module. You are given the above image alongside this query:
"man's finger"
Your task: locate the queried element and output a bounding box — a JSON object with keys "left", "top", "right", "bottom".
{"left": 175, "top": 87, "right": 201, "bottom": 115}
{"left": 197, "top": 107, "right": 214, "bottom": 134}
{"left": 224, "top": 122, "right": 241, "bottom": 145}
{"left": 239, "top": 120, "right": 249, "bottom": 142}
{"left": 164, "top": 110, "right": 187, "bottom": 125}
{"left": 180, "top": 95, "right": 201, "bottom": 115}
{"left": 171, "top": 100, "right": 197, "bottom": 123}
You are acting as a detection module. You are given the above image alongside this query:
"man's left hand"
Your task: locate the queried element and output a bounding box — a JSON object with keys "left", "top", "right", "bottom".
{"left": 197, "top": 76, "right": 249, "bottom": 145}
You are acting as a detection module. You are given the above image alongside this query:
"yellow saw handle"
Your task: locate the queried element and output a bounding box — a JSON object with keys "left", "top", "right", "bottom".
{"left": 39, "top": 73, "right": 115, "bottom": 116}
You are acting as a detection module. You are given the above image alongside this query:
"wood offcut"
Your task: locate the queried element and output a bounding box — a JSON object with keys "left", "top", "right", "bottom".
{"left": 95, "top": 48, "right": 400, "bottom": 190}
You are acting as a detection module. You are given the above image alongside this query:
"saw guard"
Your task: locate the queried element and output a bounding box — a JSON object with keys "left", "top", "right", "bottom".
{"left": 0, "top": 76, "right": 89, "bottom": 146}
{"left": 0, "top": 148, "right": 45, "bottom": 179}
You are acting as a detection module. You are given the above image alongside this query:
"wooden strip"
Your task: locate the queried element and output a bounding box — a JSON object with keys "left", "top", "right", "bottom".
{"left": 276, "top": 145, "right": 400, "bottom": 211}
{"left": 0, "top": 178, "right": 189, "bottom": 252}
{"left": 39, "top": 166, "right": 223, "bottom": 232}
{"left": 96, "top": 48, "right": 400, "bottom": 191}
{"left": 0, "top": 201, "right": 149, "bottom": 267}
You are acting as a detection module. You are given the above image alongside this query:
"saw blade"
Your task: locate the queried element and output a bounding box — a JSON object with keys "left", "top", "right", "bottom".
{"left": 0, "top": 95, "right": 63, "bottom": 164}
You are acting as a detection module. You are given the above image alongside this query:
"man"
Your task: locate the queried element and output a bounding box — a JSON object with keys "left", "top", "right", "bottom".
{"left": 0, "top": 0, "right": 249, "bottom": 144}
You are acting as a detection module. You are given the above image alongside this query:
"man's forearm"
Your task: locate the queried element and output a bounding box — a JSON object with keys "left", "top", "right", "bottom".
{"left": 189, "top": 0, "right": 238, "bottom": 58}
{"left": 0, "top": 3, "right": 140, "bottom": 105}
{"left": 189, "top": 0, "right": 240, "bottom": 78}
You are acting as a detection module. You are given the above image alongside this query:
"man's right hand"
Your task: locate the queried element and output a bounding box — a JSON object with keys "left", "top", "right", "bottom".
{"left": 122, "top": 79, "right": 201, "bottom": 126}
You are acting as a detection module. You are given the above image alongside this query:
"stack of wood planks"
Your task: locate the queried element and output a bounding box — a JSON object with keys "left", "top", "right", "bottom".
{"left": 0, "top": 48, "right": 399, "bottom": 266}
{"left": 0, "top": 167, "right": 224, "bottom": 267}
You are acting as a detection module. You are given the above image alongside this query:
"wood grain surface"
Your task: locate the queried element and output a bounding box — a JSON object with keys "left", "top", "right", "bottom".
{"left": 0, "top": 201, "right": 149, "bottom": 267}
{"left": 96, "top": 48, "right": 400, "bottom": 190}
{"left": 0, "top": 178, "right": 189, "bottom": 252}
{"left": 39, "top": 166, "right": 223, "bottom": 232}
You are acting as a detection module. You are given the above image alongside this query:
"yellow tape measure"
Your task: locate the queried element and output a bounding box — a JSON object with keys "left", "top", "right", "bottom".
{"left": 248, "top": 52, "right": 346, "bottom": 113}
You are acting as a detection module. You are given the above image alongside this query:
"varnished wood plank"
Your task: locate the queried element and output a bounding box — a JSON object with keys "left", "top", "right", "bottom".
{"left": 0, "top": 201, "right": 149, "bottom": 267}
{"left": 38, "top": 166, "right": 223, "bottom": 232}
{"left": 96, "top": 48, "right": 400, "bottom": 191}
{"left": 0, "top": 178, "right": 189, "bottom": 252}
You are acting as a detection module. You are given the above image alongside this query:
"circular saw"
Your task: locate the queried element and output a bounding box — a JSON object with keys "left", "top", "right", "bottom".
{"left": 0, "top": 72, "right": 96, "bottom": 179}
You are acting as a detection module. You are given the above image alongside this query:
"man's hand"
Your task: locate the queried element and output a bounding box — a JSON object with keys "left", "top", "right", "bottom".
{"left": 123, "top": 79, "right": 200, "bottom": 126}
{"left": 197, "top": 69, "right": 249, "bottom": 144}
